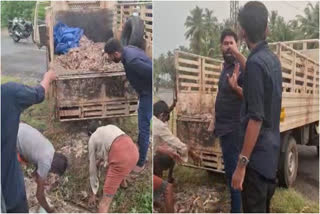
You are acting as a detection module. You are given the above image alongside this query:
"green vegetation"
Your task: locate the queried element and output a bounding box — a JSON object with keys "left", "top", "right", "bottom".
{"left": 154, "top": 2, "right": 319, "bottom": 87}
{"left": 271, "top": 188, "right": 319, "bottom": 213}
{"left": 1, "top": 1, "right": 48, "bottom": 27}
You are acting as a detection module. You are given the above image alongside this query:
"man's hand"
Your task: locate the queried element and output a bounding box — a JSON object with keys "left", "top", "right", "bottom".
{"left": 169, "top": 151, "right": 183, "bottom": 164}
{"left": 231, "top": 164, "right": 246, "bottom": 191}
{"left": 228, "top": 44, "right": 240, "bottom": 58}
{"left": 46, "top": 69, "right": 57, "bottom": 82}
{"left": 189, "top": 150, "right": 202, "bottom": 166}
{"left": 40, "top": 69, "right": 57, "bottom": 93}
{"left": 88, "top": 194, "right": 97, "bottom": 208}
{"left": 227, "top": 63, "right": 240, "bottom": 91}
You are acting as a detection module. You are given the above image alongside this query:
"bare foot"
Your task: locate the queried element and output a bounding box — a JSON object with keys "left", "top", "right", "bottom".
{"left": 120, "top": 178, "right": 128, "bottom": 188}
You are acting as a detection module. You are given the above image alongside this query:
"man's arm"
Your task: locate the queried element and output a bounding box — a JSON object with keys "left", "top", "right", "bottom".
{"left": 88, "top": 137, "right": 99, "bottom": 196}
{"left": 40, "top": 70, "right": 56, "bottom": 94}
{"left": 156, "top": 146, "right": 183, "bottom": 164}
{"left": 229, "top": 45, "right": 247, "bottom": 71}
{"left": 15, "top": 70, "right": 56, "bottom": 111}
{"left": 35, "top": 174, "right": 54, "bottom": 213}
{"left": 156, "top": 122, "right": 188, "bottom": 162}
{"left": 232, "top": 62, "right": 265, "bottom": 191}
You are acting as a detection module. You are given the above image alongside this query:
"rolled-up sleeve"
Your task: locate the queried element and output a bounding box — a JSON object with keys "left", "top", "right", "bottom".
{"left": 15, "top": 84, "right": 45, "bottom": 111}
{"left": 156, "top": 121, "right": 188, "bottom": 162}
{"left": 246, "top": 61, "right": 265, "bottom": 121}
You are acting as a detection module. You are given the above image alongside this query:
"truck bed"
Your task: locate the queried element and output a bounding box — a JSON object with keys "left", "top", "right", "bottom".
{"left": 174, "top": 39, "right": 319, "bottom": 172}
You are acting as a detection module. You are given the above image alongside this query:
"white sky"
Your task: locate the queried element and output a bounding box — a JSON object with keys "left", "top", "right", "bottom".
{"left": 153, "top": 1, "right": 318, "bottom": 57}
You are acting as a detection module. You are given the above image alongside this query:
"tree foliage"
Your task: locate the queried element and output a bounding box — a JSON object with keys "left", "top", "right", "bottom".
{"left": 155, "top": 3, "right": 319, "bottom": 86}
{"left": 1, "top": 1, "right": 48, "bottom": 27}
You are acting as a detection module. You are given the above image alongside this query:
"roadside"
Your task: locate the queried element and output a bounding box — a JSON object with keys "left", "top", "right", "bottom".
{"left": 155, "top": 87, "right": 319, "bottom": 213}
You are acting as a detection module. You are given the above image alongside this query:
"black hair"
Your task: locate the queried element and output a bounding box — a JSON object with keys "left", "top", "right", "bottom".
{"left": 50, "top": 152, "right": 68, "bottom": 176}
{"left": 220, "top": 28, "right": 238, "bottom": 44}
{"left": 87, "top": 120, "right": 100, "bottom": 136}
{"left": 153, "top": 100, "right": 169, "bottom": 117}
{"left": 238, "top": 1, "right": 268, "bottom": 43}
{"left": 104, "top": 38, "right": 123, "bottom": 54}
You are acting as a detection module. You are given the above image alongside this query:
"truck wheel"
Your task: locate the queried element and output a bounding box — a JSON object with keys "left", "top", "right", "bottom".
{"left": 120, "top": 16, "right": 145, "bottom": 49}
{"left": 279, "top": 136, "right": 298, "bottom": 188}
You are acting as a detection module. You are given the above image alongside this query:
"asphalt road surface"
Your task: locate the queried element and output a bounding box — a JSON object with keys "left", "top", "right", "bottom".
{"left": 1, "top": 29, "right": 47, "bottom": 83}
{"left": 156, "top": 87, "right": 319, "bottom": 202}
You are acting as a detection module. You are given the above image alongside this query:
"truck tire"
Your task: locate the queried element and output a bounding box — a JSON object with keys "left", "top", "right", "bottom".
{"left": 120, "top": 16, "right": 145, "bottom": 49}
{"left": 278, "top": 135, "right": 298, "bottom": 188}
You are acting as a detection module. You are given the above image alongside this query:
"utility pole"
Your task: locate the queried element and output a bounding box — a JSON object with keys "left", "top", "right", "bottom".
{"left": 230, "top": 0, "right": 239, "bottom": 35}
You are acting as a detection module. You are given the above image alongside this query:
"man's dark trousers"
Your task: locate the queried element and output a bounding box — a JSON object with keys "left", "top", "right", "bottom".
{"left": 137, "top": 93, "right": 152, "bottom": 167}
{"left": 242, "top": 167, "right": 276, "bottom": 213}
{"left": 220, "top": 129, "right": 242, "bottom": 213}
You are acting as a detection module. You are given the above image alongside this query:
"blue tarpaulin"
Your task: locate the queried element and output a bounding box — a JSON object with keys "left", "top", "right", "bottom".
{"left": 54, "top": 22, "right": 84, "bottom": 54}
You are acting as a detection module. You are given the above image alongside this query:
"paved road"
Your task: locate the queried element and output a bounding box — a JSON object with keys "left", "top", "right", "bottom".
{"left": 156, "top": 87, "right": 319, "bottom": 202}
{"left": 1, "top": 29, "right": 47, "bottom": 83}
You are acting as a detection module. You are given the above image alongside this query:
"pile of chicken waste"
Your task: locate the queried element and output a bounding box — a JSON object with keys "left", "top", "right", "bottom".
{"left": 54, "top": 35, "right": 124, "bottom": 72}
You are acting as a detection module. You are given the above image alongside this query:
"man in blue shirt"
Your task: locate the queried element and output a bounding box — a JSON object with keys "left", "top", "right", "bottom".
{"left": 104, "top": 39, "right": 152, "bottom": 173}
{"left": 1, "top": 70, "right": 56, "bottom": 213}
{"left": 207, "top": 29, "right": 246, "bottom": 213}
{"left": 231, "top": 1, "right": 282, "bottom": 213}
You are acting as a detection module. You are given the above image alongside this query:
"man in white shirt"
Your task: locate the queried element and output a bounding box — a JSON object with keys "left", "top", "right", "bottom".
{"left": 153, "top": 100, "right": 200, "bottom": 182}
{"left": 87, "top": 123, "right": 139, "bottom": 213}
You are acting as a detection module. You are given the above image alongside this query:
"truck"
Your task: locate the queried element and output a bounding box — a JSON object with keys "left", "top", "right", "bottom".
{"left": 174, "top": 39, "right": 319, "bottom": 188}
{"left": 33, "top": 1, "right": 152, "bottom": 121}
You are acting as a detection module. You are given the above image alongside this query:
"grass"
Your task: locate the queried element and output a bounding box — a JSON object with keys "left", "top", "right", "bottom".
{"left": 271, "top": 188, "right": 319, "bottom": 213}
{"left": 1, "top": 75, "right": 21, "bottom": 84}
{"left": 174, "top": 165, "right": 319, "bottom": 213}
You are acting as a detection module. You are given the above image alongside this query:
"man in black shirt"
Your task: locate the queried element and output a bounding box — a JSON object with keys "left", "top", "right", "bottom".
{"left": 231, "top": 1, "right": 282, "bottom": 213}
{"left": 208, "top": 29, "right": 246, "bottom": 213}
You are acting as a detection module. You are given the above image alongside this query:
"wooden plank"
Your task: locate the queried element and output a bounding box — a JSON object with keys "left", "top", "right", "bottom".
{"left": 176, "top": 65, "right": 200, "bottom": 73}
{"left": 294, "top": 76, "right": 305, "bottom": 82}
{"left": 178, "top": 58, "right": 200, "bottom": 66}
{"left": 282, "top": 72, "right": 292, "bottom": 79}
{"left": 180, "top": 82, "right": 200, "bottom": 88}
{"left": 281, "top": 61, "right": 293, "bottom": 71}
{"left": 144, "top": 16, "right": 152, "bottom": 22}
{"left": 178, "top": 74, "right": 200, "bottom": 81}
{"left": 203, "top": 63, "right": 221, "bottom": 70}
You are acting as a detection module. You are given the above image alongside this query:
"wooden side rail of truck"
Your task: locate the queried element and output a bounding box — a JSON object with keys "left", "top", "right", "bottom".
{"left": 174, "top": 39, "right": 319, "bottom": 188}
{"left": 33, "top": 1, "right": 152, "bottom": 121}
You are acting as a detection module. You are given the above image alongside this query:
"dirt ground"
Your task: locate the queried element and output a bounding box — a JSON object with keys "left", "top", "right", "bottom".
{"left": 21, "top": 116, "right": 152, "bottom": 213}
{"left": 153, "top": 166, "right": 230, "bottom": 213}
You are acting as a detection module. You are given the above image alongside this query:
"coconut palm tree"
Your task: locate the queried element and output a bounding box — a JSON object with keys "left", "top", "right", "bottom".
{"left": 296, "top": 2, "right": 319, "bottom": 39}
{"left": 184, "top": 6, "right": 205, "bottom": 54}
{"left": 201, "top": 8, "right": 219, "bottom": 57}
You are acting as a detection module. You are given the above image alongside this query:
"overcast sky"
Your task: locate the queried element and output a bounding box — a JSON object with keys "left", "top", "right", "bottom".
{"left": 153, "top": 1, "right": 317, "bottom": 57}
